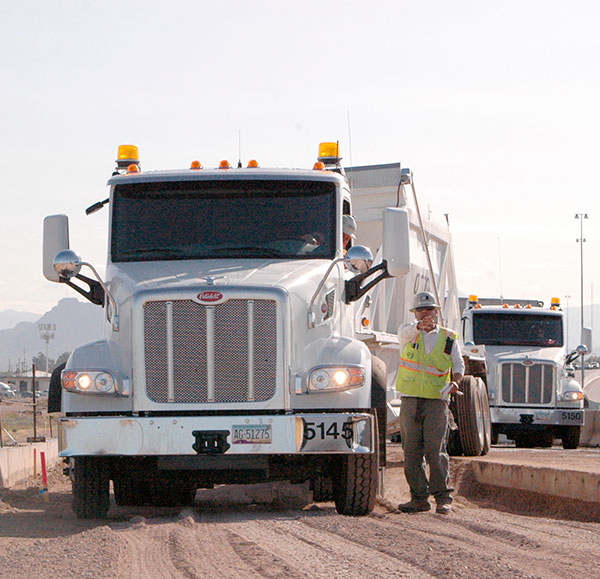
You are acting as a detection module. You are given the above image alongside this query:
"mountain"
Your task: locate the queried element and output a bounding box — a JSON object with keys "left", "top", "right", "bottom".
{"left": 0, "top": 298, "right": 104, "bottom": 372}
{"left": 0, "top": 309, "right": 41, "bottom": 331}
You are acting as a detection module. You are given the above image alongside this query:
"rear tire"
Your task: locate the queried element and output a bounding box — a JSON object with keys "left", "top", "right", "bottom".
{"left": 562, "top": 425, "right": 581, "bottom": 449}
{"left": 113, "top": 476, "right": 150, "bottom": 506}
{"left": 333, "top": 452, "right": 378, "bottom": 516}
{"left": 71, "top": 457, "right": 110, "bottom": 519}
{"left": 149, "top": 477, "right": 196, "bottom": 507}
{"left": 446, "top": 429, "right": 463, "bottom": 456}
{"left": 537, "top": 432, "right": 553, "bottom": 448}
{"left": 479, "top": 381, "right": 492, "bottom": 455}
{"left": 311, "top": 476, "right": 334, "bottom": 502}
{"left": 455, "top": 376, "right": 486, "bottom": 456}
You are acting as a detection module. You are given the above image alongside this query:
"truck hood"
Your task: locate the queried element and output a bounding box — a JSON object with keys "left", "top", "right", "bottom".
{"left": 485, "top": 345, "right": 564, "bottom": 366}
{"left": 105, "top": 259, "right": 333, "bottom": 300}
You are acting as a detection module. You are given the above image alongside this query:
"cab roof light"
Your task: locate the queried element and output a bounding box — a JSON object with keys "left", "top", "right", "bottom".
{"left": 247, "top": 159, "right": 259, "bottom": 168}
{"left": 190, "top": 160, "right": 203, "bottom": 170}
{"left": 127, "top": 164, "right": 139, "bottom": 174}
{"left": 116, "top": 144, "right": 140, "bottom": 171}
{"left": 503, "top": 303, "right": 509, "bottom": 308}
{"left": 317, "top": 141, "right": 342, "bottom": 167}
{"left": 551, "top": 297, "right": 561, "bottom": 309}
{"left": 313, "top": 161, "right": 326, "bottom": 170}
{"left": 219, "top": 160, "right": 231, "bottom": 169}
{"left": 526, "top": 304, "right": 532, "bottom": 309}
{"left": 514, "top": 304, "right": 521, "bottom": 309}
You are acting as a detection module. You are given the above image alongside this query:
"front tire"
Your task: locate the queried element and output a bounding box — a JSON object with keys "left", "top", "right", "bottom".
{"left": 562, "top": 425, "right": 581, "bottom": 449}
{"left": 71, "top": 457, "right": 110, "bottom": 519}
{"left": 333, "top": 452, "right": 378, "bottom": 516}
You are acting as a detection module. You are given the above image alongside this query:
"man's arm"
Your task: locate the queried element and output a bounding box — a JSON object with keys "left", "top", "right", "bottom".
{"left": 398, "top": 322, "right": 419, "bottom": 350}
{"left": 449, "top": 339, "right": 465, "bottom": 394}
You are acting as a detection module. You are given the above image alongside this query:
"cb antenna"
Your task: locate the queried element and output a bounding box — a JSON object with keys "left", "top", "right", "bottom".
{"left": 498, "top": 237, "right": 504, "bottom": 303}
{"left": 237, "top": 130, "right": 242, "bottom": 168}
{"left": 347, "top": 110, "right": 354, "bottom": 187}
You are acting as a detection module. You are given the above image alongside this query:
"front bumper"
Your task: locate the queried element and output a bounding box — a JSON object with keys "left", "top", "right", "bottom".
{"left": 491, "top": 407, "right": 584, "bottom": 426}
{"left": 58, "top": 412, "right": 374, "bottom": 456}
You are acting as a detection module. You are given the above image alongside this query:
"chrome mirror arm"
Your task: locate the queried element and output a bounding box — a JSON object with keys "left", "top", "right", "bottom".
{"left": 308, "top": 257, "right": 345, "bottom": 328}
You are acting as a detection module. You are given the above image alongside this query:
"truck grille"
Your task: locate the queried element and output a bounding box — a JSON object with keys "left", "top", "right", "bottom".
{"left": 144, "top": 299, "right": 277, "bottom": 403}
{"left": 500, "top": 363, "right": 554, "bottom": 404}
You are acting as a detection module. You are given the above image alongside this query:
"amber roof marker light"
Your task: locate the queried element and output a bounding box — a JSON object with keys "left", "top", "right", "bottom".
{"left": 115, "top": 144, "right": 140, "bottom": 173}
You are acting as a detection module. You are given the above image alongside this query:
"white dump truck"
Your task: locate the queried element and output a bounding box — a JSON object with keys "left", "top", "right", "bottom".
{"left": 461, "top": 296, "right": 585, "bottom": 448}
{"left": 43, "top": 143, "right": 489, "bottom": 519}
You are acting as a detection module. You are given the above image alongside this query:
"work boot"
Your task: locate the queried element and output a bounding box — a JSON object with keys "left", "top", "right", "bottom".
{"left": 435, "top": 498, "right": 452, "bottom": 514}
{"left": 397, "top": 498, "right": 431, "bottom": 513}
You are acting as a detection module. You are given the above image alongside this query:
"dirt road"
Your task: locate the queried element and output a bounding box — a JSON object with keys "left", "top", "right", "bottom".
{"left": 1, "top": 445, "right": 599, "bottom": 579}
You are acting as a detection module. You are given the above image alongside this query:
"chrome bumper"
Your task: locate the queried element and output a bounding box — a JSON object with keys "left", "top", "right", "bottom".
{"left": 59, "top": 412, "right": 374, "bottom": 456}
{"left": 491, "top": 407, "right": 584, "bottom": 426}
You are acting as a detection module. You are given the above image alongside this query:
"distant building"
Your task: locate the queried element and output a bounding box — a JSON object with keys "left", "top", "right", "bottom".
{"left": 2, "top": 370, "right": 51, "bottom": 394}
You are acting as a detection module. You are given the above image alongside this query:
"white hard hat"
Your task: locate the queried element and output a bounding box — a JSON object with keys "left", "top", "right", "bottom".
{"left": 343, "top": 215, "right": 357, "bottom": 238}
{"left": 410, "top": 291, "right": 440, "bottom": 312}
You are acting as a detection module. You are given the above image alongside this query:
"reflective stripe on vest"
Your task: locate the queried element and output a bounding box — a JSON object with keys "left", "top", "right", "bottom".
{"left": 396, "top": 327, "right": 457, "bottom": 399}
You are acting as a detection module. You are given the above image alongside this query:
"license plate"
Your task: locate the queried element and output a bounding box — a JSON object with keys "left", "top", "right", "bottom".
{"left": 232, "top": 424, "right": 272, "bottom": 444}
{"left": 559, "top": 411, "right": 584, "bottom": 424}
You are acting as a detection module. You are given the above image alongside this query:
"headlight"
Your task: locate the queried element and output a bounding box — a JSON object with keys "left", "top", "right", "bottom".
{"left": 307, "top": 366, "right": 365, "bottom": 393}
{"left": 62, "top": 370, "right": 121, "bottom": 395}
{"left": 561, "top": 390, "right": 584, "bottom": 401}
{"left": 95, "top": 373, "right": 115, "bottom": 392}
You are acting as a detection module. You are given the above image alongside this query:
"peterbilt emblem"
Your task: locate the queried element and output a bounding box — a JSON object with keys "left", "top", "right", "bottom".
{"left": 521, "top": 359, "right": 534, "bottom": 366}
{"left": 197, "top": 290, "right": 223, "bottom": 302}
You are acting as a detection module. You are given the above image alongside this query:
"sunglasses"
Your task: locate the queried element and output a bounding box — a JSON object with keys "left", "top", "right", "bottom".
{"left": 415, "top": 306, "right": 436, "bottom": 312}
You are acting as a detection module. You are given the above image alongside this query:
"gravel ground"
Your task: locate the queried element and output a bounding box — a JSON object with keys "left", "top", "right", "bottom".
{"left": 1, "top": 444, "right": 599, "bottom": 578}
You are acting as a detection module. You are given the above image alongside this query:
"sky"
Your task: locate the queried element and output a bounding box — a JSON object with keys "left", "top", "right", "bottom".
{"left": 2, "top": 0, "right": 600, "bottom": 337}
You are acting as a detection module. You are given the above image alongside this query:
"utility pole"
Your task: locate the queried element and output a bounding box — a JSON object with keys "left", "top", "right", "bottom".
{"left": 38, "top": 323, "right": 56, "bottom": 374}
{"left": 575, "top": 213, "right": 588, "bottom": 387}
{"left": 565, "top": 294, "right": 570, "bottom": 352}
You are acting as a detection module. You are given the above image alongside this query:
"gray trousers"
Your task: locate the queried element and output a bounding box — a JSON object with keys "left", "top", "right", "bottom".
{"left": 399, "top": 397, "right": 452, "bottom": 501}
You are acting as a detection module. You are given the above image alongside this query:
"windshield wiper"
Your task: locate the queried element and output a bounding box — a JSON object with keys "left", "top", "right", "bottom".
{"left": 119, "top": 248, "right": 189, "bottom": 257}
{"left": 208, "top": 246, "right": 288, "bottom": 258}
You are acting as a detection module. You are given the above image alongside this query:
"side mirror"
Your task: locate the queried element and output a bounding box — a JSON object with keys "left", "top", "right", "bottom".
{"left": 576, "top": 344, "right": 588, "bottom": 356}
{"left": 580, "top": 327, "right": 592, "bottom": 352}
{"left": 43, "top": 215, "right": 70, "bottom": 282}
{"left": 383, "top": 207, "right": 410, "bottom": 277}
{"left": 344, "top": 245, "right": 373, "bottom": 274}
{"left": 53, "top": 249, "right": 83, "bottom": 280}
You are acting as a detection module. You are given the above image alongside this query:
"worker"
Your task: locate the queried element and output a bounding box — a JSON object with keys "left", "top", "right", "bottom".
{"left": 396, "top": 291, "right": 465, "bottom": 515}
{"left": 342, "top": 214, "right": 357, "bottom": 253}
{"left": 528, "top": 324, "right": 545, "bottom": 341}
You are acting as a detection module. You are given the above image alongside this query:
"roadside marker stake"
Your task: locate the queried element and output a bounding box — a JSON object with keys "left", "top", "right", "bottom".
{"left": 40, "top": 451, "right": 48, "bottom": 502}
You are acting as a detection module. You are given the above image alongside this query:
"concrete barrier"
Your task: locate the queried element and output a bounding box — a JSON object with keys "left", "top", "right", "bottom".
{"left": 0, "top": 439, "right": 59, "bottom": 488}
{"left": 470, "top": 460, "right": 600, "bottom": 503}
{"left": 581, "top": 410, "right": 600, "bottom": 447}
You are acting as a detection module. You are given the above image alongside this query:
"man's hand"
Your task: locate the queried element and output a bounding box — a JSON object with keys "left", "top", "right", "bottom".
{"left": 417, "top": 318, "right": 436, "bottom": 332}
{"left": 448, "top": 381, "right": 463, "bottom": 395}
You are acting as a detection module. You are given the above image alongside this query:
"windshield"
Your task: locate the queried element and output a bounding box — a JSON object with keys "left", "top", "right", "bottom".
{"left": 111, "top": 179, "right": 336, "bottom": 262}
{"left": 472, "top": 313, "right": 563, "bottom": 347}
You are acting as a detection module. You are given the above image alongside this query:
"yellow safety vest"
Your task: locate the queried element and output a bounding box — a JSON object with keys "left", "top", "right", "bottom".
{"left": 396, "top": 327, "right": 458, "bottom": 399}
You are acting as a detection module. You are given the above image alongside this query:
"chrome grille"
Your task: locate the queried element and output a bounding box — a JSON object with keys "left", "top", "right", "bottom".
{"left": 500, "top": 362, "right": 554, "bottom": 404}
{"left": 144, "top": 299, "right": 277, "bottom": 403}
